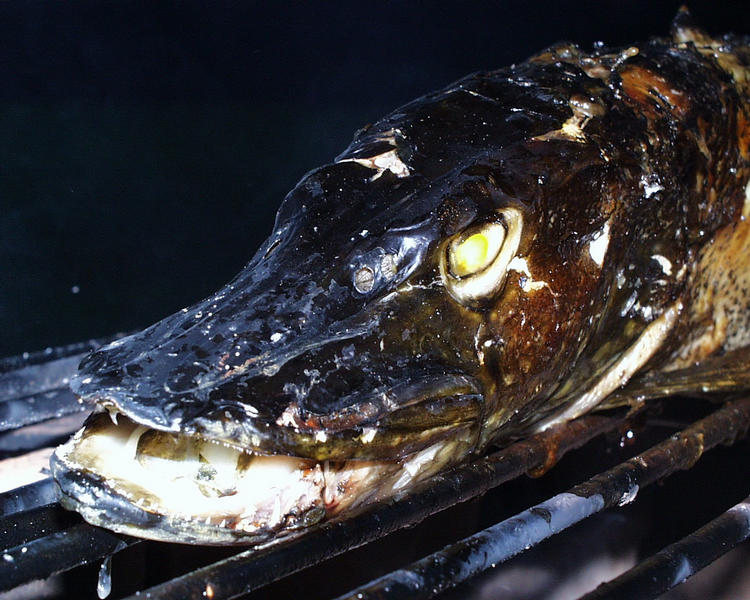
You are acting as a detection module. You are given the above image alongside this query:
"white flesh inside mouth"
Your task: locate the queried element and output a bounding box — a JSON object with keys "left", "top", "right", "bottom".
{"left": 53, "top": 412, "right": 468, "bottom": 543}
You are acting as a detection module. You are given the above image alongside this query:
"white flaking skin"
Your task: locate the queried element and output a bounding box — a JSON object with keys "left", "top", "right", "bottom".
{"left": 337, "top": 128, "right": 410, "bottom": 181}
{"left": 651, "top": 254, "right": 673, "bottom": 276}
{"left": 339, "top": 149, "right": 410, "bottom": 181}
{"left": 533, "top": 95, "right": 605, "bottom": 143}
{"left": 588, "top": 221, "right": 611, "bottom": 267}
{"left": 507, "top": 256, "right": 550, "bottom": 292}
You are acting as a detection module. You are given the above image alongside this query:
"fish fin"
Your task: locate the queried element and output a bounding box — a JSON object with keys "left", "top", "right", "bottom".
{"left": 534, "top": 301, "right": 682, "bottom": 432}
{"left": 600, "top": 346, "right": 750, "bottom": 409}
{"left": 671, "top": 6, "right": 696, "bottom": 36}
{"left": 670, "top": 6, "right": 709, "bottom": 45}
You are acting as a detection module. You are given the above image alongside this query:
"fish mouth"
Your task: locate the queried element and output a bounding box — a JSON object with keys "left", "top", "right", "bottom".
{"left": 52, "top": 370, "right": 482, "bottom": 544}
{"left": 70, "top": 356, "right": 483, "bottom": 461}
{"left": 51, "top": 409, "right": 476, "bottom": 545}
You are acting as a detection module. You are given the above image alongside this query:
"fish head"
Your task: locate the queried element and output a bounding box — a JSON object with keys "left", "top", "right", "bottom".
{"left": 66, "top": 160, "right": 500, "bottom": 460}
{"left": 52, "top": 68, "right": 634, "bottom": 543}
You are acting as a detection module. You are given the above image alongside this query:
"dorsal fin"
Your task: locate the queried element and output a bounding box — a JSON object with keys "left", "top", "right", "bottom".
{"left": 670, "top": 6, "right": 712, "bottom": 46}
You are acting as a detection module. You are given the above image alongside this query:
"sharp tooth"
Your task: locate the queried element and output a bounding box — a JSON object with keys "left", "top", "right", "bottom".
{"left": 271, "top": 495, "right": 282, "bottom": 524}
{"left": 125, "top": 426, "right": 148, "bottom": 460}
{"left": 106, "top": 407, "right": 119, "bottom": 426}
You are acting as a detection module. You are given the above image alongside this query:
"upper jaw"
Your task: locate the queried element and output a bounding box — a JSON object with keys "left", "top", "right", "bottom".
{"left": 71, "top": 353, "right": 484, "bottom": 462}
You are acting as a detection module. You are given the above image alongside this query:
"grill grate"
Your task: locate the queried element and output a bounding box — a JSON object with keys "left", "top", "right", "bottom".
{"left": 1, "top": 340, "right": 749, "bottom": 600}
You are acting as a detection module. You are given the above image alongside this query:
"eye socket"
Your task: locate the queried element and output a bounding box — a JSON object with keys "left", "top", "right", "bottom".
{"left": 440, "top": 207, "right": 523, "bottom": 305}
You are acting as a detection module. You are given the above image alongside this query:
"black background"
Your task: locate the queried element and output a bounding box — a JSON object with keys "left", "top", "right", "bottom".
{"left": 1, "top": 1, "right": 748, "bottom": 357}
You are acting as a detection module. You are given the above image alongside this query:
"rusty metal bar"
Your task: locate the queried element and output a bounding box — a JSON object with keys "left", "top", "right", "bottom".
{"left": 333, "top": 396, "right": 750, "bottom": 600}
{"left": 118, "top": 412, "right": 628, "bottom": 600}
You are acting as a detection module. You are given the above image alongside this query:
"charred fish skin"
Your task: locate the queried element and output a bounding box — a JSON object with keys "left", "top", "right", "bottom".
{"left": 52, "top": 14, "right": 750, "bottom": 544}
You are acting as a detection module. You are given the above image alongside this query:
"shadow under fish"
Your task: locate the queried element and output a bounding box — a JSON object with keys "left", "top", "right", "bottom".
{"left": 52, "top": 11, "right": 750, "bottom": 544}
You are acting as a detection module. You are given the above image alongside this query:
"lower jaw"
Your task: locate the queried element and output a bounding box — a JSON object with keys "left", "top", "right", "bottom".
{"left": 51, "top": 413, "right": 474, "bottom": 545}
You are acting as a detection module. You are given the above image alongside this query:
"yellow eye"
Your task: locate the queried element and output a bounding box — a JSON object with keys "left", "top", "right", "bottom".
{"left": 451, "top": 233, "right": 490, "bottom": 277}
{"left": 448, "top": 225, "right": 505, "bottom": 278}
{"left": 440, "top": 207, "right": 523, "bottom": 304}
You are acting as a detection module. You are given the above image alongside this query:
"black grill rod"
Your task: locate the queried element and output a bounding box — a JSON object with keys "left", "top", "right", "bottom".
{"left": 119, "top": 412, "right": 628, "bottom": 600}
{"left": 0, "top": 388, "right": 90, "bottom": 434}
{"left": 333, "top": 396, "right": 750, "bottom": 600}
{"left": 581, "top": 493, "right": 750, "bottom": 600}
{"left": 0, "top": 523, "right": 137, "bottom": 593}
{"left": 0, "top": 357, "right": 87, "bottom": 433}
{"left": 0, "top": 334, "right": 131, "bottom": 433}
{"left": 0, "top": 478, "right": 56, "bottom": 516}
{"left": 1, "top": 502, "right": 81, "bottom": 550}
{"left": 0, "top": 337, "right": 116, "bottom": 375}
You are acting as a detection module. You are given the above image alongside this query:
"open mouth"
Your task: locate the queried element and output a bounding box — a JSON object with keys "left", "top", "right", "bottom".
{"left": 51, "top": 411, "right": 475, "bottom": 545}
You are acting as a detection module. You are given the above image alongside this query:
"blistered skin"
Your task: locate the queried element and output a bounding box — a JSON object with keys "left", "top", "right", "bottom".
{"left": 53, "top": 15, "right": 750, "bottom": 544}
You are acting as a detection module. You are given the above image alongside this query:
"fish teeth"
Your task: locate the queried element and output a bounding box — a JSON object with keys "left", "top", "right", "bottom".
{"left": 107, "top": 408, "right": 119, "bottom": 426}
{"left": 270, "top": 496, "right": 282, "bottom": 524}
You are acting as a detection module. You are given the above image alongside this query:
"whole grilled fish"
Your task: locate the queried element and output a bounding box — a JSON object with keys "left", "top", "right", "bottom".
{"left": 52, "top": 14, "right": 750, "bottom": 545}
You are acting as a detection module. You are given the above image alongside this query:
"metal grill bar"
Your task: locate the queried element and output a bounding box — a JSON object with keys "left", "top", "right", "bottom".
{"left": 0, "top": 335, "right": 126, "bottom": 434}
{"left": 0, "top": 339, "right": 106, "bottom": 375}
{"left": 582, "top": 494, "right": 750, "bottom": 600}
{"left": 117, "top": 412, "right": 628, "bottom": 600}
{"left": 1, "top": 523, "right": 135, "bottom": 592}
{"left": 1, "top": 503, "right": 78, "bottom": 549}
{"left": 0, "top": 478, "right": 56, "bottom": 515}
{"left": 333, "top": 396, "right": 750, "bottom": 600}
{"left": 0, "top": 386, "right": 86, "bottom": 435}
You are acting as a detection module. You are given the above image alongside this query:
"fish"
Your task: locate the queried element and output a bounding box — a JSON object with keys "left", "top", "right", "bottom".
{"left": 51, "top": 11, "right": 750, "bottom": 545}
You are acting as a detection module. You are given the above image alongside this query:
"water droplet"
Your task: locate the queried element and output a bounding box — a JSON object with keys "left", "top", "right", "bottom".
{"left": 618, "top": 483, "right": 639, "bottom": 506}
{"left": 97, "top": 555, "right": 112, "bottom": 599}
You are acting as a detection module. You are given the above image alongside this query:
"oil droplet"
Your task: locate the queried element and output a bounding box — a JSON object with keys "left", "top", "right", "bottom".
{"left": 97, "top": 555, "right": 112, "bottom": 599}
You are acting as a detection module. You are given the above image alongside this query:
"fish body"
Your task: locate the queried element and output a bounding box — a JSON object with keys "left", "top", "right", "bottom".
{"left": 52, "top": 15, "right": 750, "bottom": 544}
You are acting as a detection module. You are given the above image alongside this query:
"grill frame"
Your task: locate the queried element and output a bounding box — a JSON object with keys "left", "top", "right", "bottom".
{"left": 1, "top": 341, "right": 749, "bottom": 599}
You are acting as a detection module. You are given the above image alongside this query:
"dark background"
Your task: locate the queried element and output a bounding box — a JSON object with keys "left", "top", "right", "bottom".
{"left": 1, "top": 1, "right": 749, "bottom": 359}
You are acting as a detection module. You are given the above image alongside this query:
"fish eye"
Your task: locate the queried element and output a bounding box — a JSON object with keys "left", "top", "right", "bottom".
{"left": 448, "top": 229, "right": 504, "bottom": 278}
{"left": 440, "top": 207, "right": 523, "bottom": 304}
